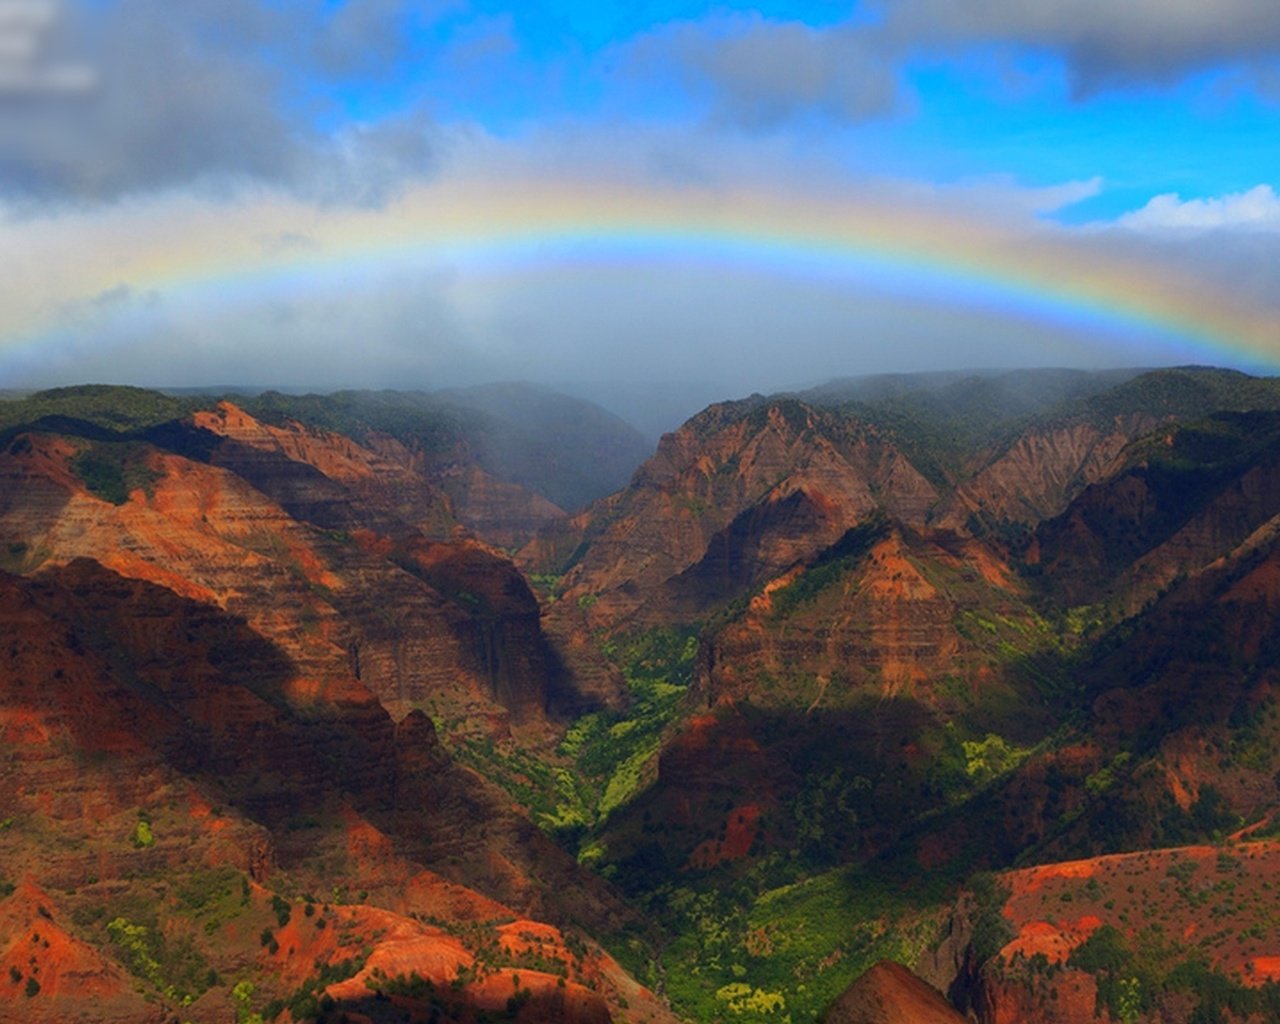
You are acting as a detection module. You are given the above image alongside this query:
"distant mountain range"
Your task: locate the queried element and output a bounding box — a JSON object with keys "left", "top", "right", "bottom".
{"left": 1, "top": 366, "right": 1277, "bottom": 1024}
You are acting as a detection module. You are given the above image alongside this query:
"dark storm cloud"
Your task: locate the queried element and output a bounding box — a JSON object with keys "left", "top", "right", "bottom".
{"left": 0, "top": 0, "right": 440, "bottom": 203}
{"left": 633, "top": 1, "right": 1280, "bottom": 129}
{"left": 888, "top": 0, "right": 1280, "bottom": 93}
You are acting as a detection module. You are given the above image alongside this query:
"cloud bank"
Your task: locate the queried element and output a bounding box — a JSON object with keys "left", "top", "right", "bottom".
{"left": 0, "top": 0, "right": 441, "bottom": 203}
{"left": 0, "top": 1, "right": 1278, "bottom": 417}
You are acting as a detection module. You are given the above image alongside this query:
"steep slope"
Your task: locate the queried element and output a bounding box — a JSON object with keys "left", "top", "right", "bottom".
{"left": 934, "top": 413, "right": 1155, "bottom": 532}
{"left": 0, "top": 556, "right": 666, "bottom": 1023}
{"left": 530, "top": 368, "right": 1280, "bottom": 636}
{"left": 803, "top": 367, "right": 1144, "bottom": 489}
{"left": 521, "top": 370, "right": 1280, "bottom": 1024}
{"left": 188, "top": 399, "right": 459, "bottom": 538}
{"left": 698, "top": 518, "right": 1041, "bottom": 712}
{"left": 0, "top": 880, "right": 156, "bottom": 1024}
{"left": 235, "top": 383, "right": 651, "bottom": 545}
{"left": 1033, "top": 409, "right": 1280, "bottom": 616}
{"left": 0, "top": 414, "right": 588, "bottom": 733}
{"left": 936, "top": 366, "right": 1280, "bottom": 535}
{"left": 533, "top": 397, "right": 938, "bottom": 628}
{"left": 875, "top": 497, "right": 1280, "bottom": 916}
{"left": 8, "top": 371, "right": 1280, "bottom": 1024}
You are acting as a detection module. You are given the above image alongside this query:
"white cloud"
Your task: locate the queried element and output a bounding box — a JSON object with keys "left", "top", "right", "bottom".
{"left": 1117, "top": 184, "right": 1280, "bottom": 231}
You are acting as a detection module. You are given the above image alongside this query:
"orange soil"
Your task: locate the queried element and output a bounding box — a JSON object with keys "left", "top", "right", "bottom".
{"left": 0, "top": 881, "right": 132, "bottom": 1005}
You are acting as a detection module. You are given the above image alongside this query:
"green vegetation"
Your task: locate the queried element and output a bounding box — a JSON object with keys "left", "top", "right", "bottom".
{"left": 1067, "top": 922, "right": 1280, "bottom": 1022}
{"left": 262, "top": 956, "right": 364, "bottom": 1021}
{"left": 233, "top": 979, "right": 266, "bottom": 1024}
{"left": 1084, "top": 751, "right": 1134, "bottom": 798}
{"left": 72, "top": 440, "right": 161, "bottom": 505}
{"left": 617, "top": 861, "right": 948, "bottom": 1024}
{"left": 968, "top": 873, "right": 1016, "bottom": 962}
{"left": 175, "top": 867, "right": 251, "bottom": 936}
{"left": 769, "top": 514, "right": 889, "bottom": 618}
{"left": 130, "top": 818, "right": 154, "bottom": 849}
{"left": 1072, "top": 367, "right": 1280, "bottom": 431}
{"left": 238, "top": 389, "right": 473, "bottom": 455}
{"left": 270, "top": 894, "right": 292, "bottom": 928}
{"left": 106, "top": 915, "right": 212, "bottom": 1005}
{"left": 14, "top": 365, "right": 1280, "bottom": 1024}
{"left": 526, "top": 572, "right": 563, "bottom": 600}
{"left": 962, "top": 733, "right": 1031, "bottom": 785}
{"left": 449, "top": 626, "right": 696, "bottom": 848}
{"left": 563, "top": 627, "right": 696, "bottom": 823}
{"left": 356, "top": 967, "right": 533, "bottom": 1023}
{"left": 803, "top": 367, "right": 1145, "bottom": 485}
{"left": 0, "top": 384, "right": 195, "bottom": 441}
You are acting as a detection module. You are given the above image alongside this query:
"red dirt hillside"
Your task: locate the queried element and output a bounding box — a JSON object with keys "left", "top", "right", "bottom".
{"left": 0, "top": 880, "right": 155, "bottom": 1024}
{"left": 964, "top": 842, "right": 1280, "bottom": 1024}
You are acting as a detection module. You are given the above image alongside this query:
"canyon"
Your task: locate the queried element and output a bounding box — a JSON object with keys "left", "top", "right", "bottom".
{"left": 1, "top": 367, "right": 1278, "bottom": 1023}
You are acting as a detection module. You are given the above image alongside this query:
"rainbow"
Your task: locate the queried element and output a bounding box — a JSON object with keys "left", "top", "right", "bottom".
{"left": 4, "top": 176, "right": 1279, "bottom": 375}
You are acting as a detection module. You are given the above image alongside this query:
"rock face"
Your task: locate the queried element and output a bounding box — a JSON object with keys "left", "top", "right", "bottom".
{"left": 441, "top": 463, "right": 568, "bottom": 550}
{"left": 1034, "top": 410, "right": 1280, "bottom": 615}
{"left": 934, "top": 414, "right": 1157, "bottom": 531}
{"left": 698, "top": 523, "right": 1029, "bottom": 710}
{"left": 825, "top": 961, "right": 966, "bottom": 1024}
{"left": 530, "top": 394, "right": 1051, "bottom": 722}
{"left": 0, "top": 562, "right": 653, "bottom": 1024}
{"left": 8, "top": 371, "right": 1280, "bottom": 1024}
{"left": 537, "top": 397, "right": 939, "bottom": 627}
{"left": 0, "top": 411, "right": 587, "bottom": 732}
{"left": 0, "top": 881, "right": 157, "bottom": 1024}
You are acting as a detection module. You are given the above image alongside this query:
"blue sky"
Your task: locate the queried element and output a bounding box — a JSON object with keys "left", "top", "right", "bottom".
{"left": 2, "top": 1, "right": 1280, "bottom": 420}
{"left": 294, "top": 2, "right": 1280, "bottom": 213}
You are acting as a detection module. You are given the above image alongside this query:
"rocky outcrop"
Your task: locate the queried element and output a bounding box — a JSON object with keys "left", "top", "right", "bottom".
{"left": 824, "top": 960, "right": 966, "bottom": 1024}
{"left": 0, "top": 558, "right": 658, "bottom": 1022}
{"left": 934, "top": 414, "right": 1157, "bottom": 532}
{"left": 439, "top": 463, "right": 567, "bottom": 550}
{"left": 547, "top": 398, "right": 938, "bottom": 627}
{"left": 953, "top": 844, "right": 1280, "bottom": 1024}
{"left": 193, "top": 400, "right": 572, "bottom": 549}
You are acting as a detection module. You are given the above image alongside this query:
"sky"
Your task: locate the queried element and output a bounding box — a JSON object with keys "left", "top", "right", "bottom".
{"left": 2, "top": 1, "right": 1280, "bottom": 427}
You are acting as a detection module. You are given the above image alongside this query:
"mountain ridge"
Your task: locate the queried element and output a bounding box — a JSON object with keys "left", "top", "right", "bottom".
{"left": 4, "top": 365, "right": 1280, "bottom": 1024}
